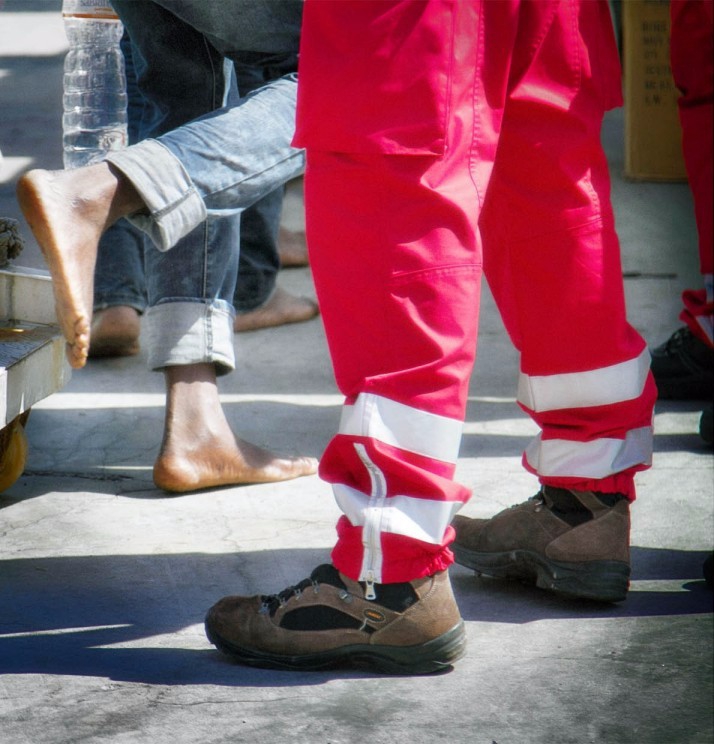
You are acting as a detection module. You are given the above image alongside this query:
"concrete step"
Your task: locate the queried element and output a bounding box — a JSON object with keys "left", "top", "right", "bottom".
{"left": 0, "top": 265, "right": 70, "bottom": 428}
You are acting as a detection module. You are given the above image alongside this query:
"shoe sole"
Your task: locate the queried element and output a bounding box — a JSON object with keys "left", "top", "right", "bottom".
{"left": 452, "top": 544, "right": 629, "bottom": 603}
{"left": 204, "top": 619, "right": 466, "bottom": 675}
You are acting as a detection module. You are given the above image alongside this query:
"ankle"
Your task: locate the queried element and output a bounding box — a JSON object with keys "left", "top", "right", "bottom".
{"left": 106, "top": 163, "right": 146, "bottom": 219}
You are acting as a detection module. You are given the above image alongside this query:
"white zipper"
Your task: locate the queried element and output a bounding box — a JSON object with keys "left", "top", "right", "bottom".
{"left": 363, "top": 571, "right": 377, "bottom": 601}
{"left": 353, "top": 442, "right": 386, "bottom": 600}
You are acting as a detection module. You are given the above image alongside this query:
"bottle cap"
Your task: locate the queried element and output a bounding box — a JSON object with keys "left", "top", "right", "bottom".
{"left": 62, "top": 0, "right": 119, "bottom": 21}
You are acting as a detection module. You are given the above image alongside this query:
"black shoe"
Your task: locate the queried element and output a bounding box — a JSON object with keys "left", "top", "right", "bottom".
{"left": 650, "top": 327, "right": 714, "bottom": 400}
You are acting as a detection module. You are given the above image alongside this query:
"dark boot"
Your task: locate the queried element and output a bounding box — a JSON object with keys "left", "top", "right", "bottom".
{"left": 650, "top": 327, "right": 714, "bottom": 400}
{"left": 205, "top": 564, "right": 466, "bottom": 674}
{"left": 452, "top": 487, "right": 630, "bottom": 602}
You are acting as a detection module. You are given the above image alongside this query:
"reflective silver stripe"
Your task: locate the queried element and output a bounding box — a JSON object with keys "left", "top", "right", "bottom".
{"left": 517, "top": 348, "right": 651, "bottom": 412}
{"left": 339, "top": 393, "right": 463, "bottom": 463}
{"left": 334, "top": 482, "right": 462, "bottom": 546}
{"left": 524, "top": 426, "right": 653, "bottom": 478}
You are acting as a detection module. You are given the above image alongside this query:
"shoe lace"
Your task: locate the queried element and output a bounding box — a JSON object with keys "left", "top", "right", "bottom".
{"left": 259, "top": 576, "right": 320, "bottom": 616}
{"left": 530, "top": 492, "right": 545, "bottom": 512}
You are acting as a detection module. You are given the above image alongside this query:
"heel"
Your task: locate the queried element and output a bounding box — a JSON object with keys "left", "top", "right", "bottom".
{"left": 370, "top": 621, "right": 467, "bottom": 675}
{"left": 535, "top": 559, "right": 630, "bottom": 603}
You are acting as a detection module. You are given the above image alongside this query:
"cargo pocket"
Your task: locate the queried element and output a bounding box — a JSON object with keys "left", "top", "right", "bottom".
{"left": 294, "top": 0, "right": 457, "bottom": 155}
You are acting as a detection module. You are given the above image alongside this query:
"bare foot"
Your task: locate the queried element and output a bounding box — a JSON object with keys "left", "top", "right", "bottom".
{"left": 16, "top": 165, "right": 141, "bottom": 368}
{"left": 278, "top": 225, "right": 309, "bottom": 267}
{"left": 154, "top": 435, "right": 319, "bottom": 493}
{"left": 89, "top": 306, "right": 141, "bottom": 358}
{"left": 153, "top": 363, "right": 318, "bottom": 493}
{"left": 233, "top": 286, "right": 319, "bottom": 333}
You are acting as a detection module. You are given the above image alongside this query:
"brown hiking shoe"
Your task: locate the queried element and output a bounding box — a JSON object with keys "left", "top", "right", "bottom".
{"left": 452, "top": 487, "right": 631, "bottom": 602}
{"left": 205, "top": 564, "right": 466, "bottom": 674}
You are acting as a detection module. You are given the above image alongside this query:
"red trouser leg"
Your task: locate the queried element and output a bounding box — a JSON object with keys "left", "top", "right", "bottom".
{"left": 303, "top": 0, "right": 483, "bottom": 584}
{"left": 671, "top": 0, "right": 714, "bottom": 345}
{"left": 305, "top": 150, "right": 482, "bottom": 584}
{"left": 481, "top": 124, "right": 657, "bottom": 498}
{"left": 301, "top": 0, "right": 654, "bottom": 584}
{"left": 480, "top": 1, "right": 657, "bottom": 501}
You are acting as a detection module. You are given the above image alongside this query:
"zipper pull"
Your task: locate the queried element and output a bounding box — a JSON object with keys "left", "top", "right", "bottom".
{"left": 364, "top": 572, "right": 377, "bottom": 601}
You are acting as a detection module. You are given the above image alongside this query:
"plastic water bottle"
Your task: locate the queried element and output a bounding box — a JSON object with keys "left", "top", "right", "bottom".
{"left": 61, "top": 0, "right": 128, "bottom": 169}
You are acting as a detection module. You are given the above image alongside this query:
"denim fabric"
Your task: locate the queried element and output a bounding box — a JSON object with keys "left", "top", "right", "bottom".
{"left": 106, "top": 78, "right": 303, "bottom": 263}
{"left": 150, "top": 0, "right": 302, "bottom": 55}
{"left": 93, "top": 34, "right": 146, "bottom": 313}
{"left": 93, "top": 218, "right": 147, "bottom": 313}
{"left": 234, "top": 188, "right": 282, "bottom": 314}
{"left": 94, "top": 42, "right": 286, "bottom": 316}
{"left": 103, "top": 0, "right": 303, "bottom": 371}
{"left": 231, "top": 55, "right": 297, "bottom": 315}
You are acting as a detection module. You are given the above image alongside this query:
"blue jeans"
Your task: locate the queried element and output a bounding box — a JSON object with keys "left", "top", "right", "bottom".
{"left": 102, "top": 0, "right": 304, "bottom": 372}
{"left": 95, "top": 34, "right": 287, "bottom": 317}
{"left": 93, "top": 32, "right": 147, "bottom": 315}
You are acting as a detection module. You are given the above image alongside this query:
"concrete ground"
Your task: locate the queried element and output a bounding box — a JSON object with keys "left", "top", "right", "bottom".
{"left": 1, "top": 4, "right": 712, "bottom": 744}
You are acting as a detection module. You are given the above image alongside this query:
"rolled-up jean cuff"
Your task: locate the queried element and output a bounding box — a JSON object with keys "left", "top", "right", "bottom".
{"left": 146, "top": 300, "right": 235, "bottom": 374}
{"left": 106, "top": 140, "right": 207, "bottom": 252}
{"left": 94, "top": 297, "right": 147, "bottom": 314}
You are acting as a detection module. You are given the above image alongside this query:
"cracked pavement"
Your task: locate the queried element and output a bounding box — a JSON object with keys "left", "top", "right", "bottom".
{"left": 1, "top": 4, "right": 712, "bottom": 744}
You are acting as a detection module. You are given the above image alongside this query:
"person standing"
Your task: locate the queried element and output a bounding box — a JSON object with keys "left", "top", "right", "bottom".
{"left": 204, "top": 0, "right": 657, "bottom": 673}
{"left": 649, "top": 0, "right": 713, "bottom": 442}
{"left": 90, "top": 33, "right": 317, "bottom": 359}
{"left": 18, "top": 0, "right": 317, "bottom": 493}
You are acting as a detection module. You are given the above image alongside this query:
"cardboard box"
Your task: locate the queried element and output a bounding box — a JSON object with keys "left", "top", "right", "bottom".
{"left": 623, "top": 0, "right": 688, "bottom": 181}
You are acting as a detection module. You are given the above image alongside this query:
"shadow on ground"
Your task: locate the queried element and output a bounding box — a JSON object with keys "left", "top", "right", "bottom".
{"left": 1, "top": 547, "right": 710, "bottom": 686}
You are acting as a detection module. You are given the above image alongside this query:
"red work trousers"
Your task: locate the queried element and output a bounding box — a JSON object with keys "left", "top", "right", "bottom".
{"left": 671, "top": 0, "right": 714, "bottom": 345}
{"left": 294, "top": 0, "right": 657, "bottom": 584}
